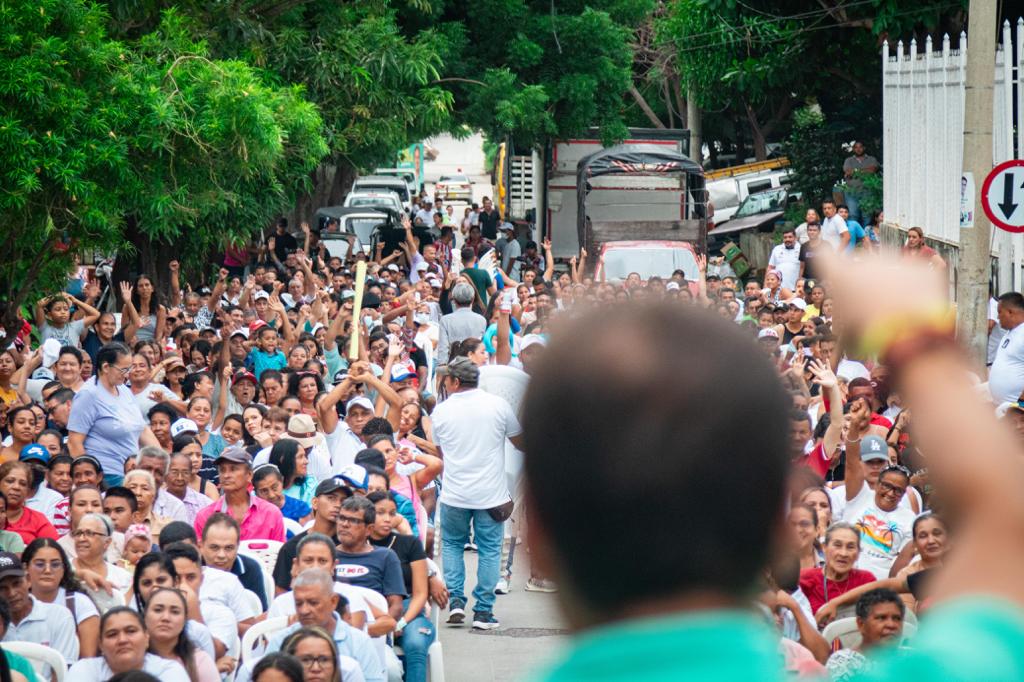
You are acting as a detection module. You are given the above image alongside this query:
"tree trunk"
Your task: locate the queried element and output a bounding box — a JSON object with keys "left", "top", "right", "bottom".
{"left": 744, "top": 101, "right": 769, "bottom": 161}
{"left": 628, "top": 84, "right": 666, "bottom": 129}
{"left": 287, "top": 161, "right": 358, "bottom": 229}
{"left": 687, "top": 89, "right": 702, "bottom": 164}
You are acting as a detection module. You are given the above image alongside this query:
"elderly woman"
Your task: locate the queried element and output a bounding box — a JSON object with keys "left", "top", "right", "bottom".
{"left": 58, "top": 484, "right": 123, "bottom": 563}
{"left": 164, "top": 451, "right": 214, "bottom": 524}
{"left": 0, "top": 461, "right": 57, "bottom": 543}
{"left": 799, "top": 522, "right": 876, "bottom": 617}
{"left": 67, "top": 607, "right": 191, "bottom": 682}
{"left": 67, "top": 342, "right": 160, "bottom": 487}
{"left": 23, "top": 537, "right": 100, "bottom": 656}
{"left": 128, "top": 353, "right": 175, "bottom": 420}
{"left": 124, "top": 469, "right": 171, "bottom": 537}
{"left": 71, "top": 513, "right": 132, "bottom": 609}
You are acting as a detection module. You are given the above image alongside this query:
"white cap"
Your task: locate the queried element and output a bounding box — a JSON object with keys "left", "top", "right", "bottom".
{"left": 520, "top": 334, "right": 546, "bottom": 352}
{"left": 253, "top": 290, "right": 270, "bottom": 301}
{"left": 758, "top": 328, "right": 779, "bottom": 339}
{"left": 230, "top": 327, "right": 249, "bottom": 339}
{"left": 387, "top": 264, "right": 400, "bottom": 273}
{"left": 170, "top": 418, "right": 200, "bottom": 439}
{"left": 345, "top": 396, "right": 375, "bottom": 413}
{"left": 415, "top": 261, "right": 429, "bottom": 272}
{"left": 41, "top": 338, "right": 62, "bottom": 368}
{"left": 665, "top": 282, "right": 680, "bottom": 291}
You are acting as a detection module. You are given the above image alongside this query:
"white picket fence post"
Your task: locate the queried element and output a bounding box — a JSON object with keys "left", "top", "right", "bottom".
{"left": 882, "top": 19, "right": 1024, "bottom": 294}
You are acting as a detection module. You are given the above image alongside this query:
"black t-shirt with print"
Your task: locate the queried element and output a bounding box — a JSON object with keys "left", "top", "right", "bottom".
{"left": 370, "top": 532, "right": 426, "bottom": 593}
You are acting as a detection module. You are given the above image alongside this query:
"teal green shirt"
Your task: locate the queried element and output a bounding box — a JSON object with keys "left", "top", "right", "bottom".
{"left": 5, "top": 650, "right": 41, "bottom": 682}
{"left": 536, "top": 598, "right": 1024, "bottom": 682}
{"left": 534, "top": 610, "right": 786, "bottom": 682}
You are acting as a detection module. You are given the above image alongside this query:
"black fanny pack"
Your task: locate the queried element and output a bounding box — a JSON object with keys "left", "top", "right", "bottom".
{"left": 486, "top": 499, "right": 514, "bottom": 522}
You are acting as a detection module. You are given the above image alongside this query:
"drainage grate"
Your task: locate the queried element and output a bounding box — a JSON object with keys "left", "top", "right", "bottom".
{"left": 470, "top": 627, "right": 569, "bottom": 638}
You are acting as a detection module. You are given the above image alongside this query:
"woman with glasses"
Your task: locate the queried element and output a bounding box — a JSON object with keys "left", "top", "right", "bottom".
{"left": 124, "top": 470, "right": 171, "bottom": 538}
{"left": 0, "top": 461, "right": 57, "bottom": 544}
{"left": 67, "top": 342, "right": 160, "bottom": 487}
{"left": 164, "top": 451, "right": 214, "bottom": 524}
{"left": 281, "top": 627, "right": 344, "bottom": 682}
{"left": 170, "top": 435, "right": 219, "bottom": 502}
{"left": 144, "top": 587, "right": 219, "bottom": 682}
{"left": 72, "top": 513, "right": 132, "bottom": 609}
{"left": 23, "top": 537, "right": 100, "bottom": 656}
{"left": 840, "top": 404, "right": 917, "bottom": 580}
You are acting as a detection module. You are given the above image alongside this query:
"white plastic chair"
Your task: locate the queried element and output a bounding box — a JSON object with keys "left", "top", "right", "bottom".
{"left": 2, "top": 642, "right": 66, "bottom": 682}
{"left": 239, "top": 539, "right": 284, "bottom": 575}
{"left": 240, "top": 615, "right": 289, "bottom": 664}
{"left": 242, "top": 589, "right": 263, "bottom": 617}
{"left": 283, "top": 517, "right": 304, "bottom": 537}
{"left": 822, "top": 615, "right": 918, "bottom": 650}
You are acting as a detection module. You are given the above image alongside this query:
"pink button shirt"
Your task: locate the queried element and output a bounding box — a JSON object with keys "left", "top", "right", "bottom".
{"left": 193, "top": 493, "right": 285, "bottom": 542}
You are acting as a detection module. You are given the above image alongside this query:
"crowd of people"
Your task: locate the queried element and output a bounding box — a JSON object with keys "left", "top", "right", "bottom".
{"left": 0, "top": 170, "right": 1020, "bottom": 682}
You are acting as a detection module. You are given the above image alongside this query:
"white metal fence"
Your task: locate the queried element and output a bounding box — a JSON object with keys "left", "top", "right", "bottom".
{"left": 882, "top": 19, "right": 1024, "bottom": 293}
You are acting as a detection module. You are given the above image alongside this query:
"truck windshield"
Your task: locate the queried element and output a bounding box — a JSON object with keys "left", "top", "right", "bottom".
{"left": 602, "top": 247, "right": 698, "bottom": 281}
{"left": 734, "top": 188, "right": 787, "bottom": 218}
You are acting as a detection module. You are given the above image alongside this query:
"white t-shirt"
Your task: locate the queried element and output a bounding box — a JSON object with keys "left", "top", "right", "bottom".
{"left": 200, "top": 600, "right": 240, "bottom": 658}
{"left": 52, "top": 587, "right": 100, "bottom": 627}
{"left": 835, "top": 358, "right": 870, "bottom": 381}
{"left": 268, "top": 583, "right": 370, "bottom": 624}
{"left": 821, "top": 214, "right": 849, "bottom": 248}
{"left": 840, "top": 486, "right": 916, "bottom": 579}
{"left": 325, "top": 420, "right": 365, "bottom": 472}
{"left": 432, "top": 388, "right": 522, "bottom": 509}
{"left": 200, "top": 566, "right": 258, "bottom": 621}
{"left": 828, "top": 481, "right": 920, "bottom": 522}
{"left": 67, "top": 653, "right": 190, "bottom": 682}
{"left": 990, "top": 323, "right": 1024, "bottom": 403}
{"left": 988, "top": 298, "right": 1008, "bottom": 366}
{"left": 131, "top": 383, "right": 176, "bottom": 419}
{"left": 768, "top": 243, "right": 802, "bottom": 290}
{"left": 25, "top": 486, "right": 63, "bottom": 520}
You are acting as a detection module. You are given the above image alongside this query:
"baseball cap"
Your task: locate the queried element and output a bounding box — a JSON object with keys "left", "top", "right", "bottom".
{"left": 0, "top": 553, "right": 24, "bottom": 580}
{"left": 859, "top": 435, "right": 889, "bottom": 461}
{"left": 346, "top": 396, "right": 375, "bottom": 413}
{"left": 338, "top": 464, "right": 369, "bottom": 490}
{"left": 19, "top": 444, "right": 49, "bottom": 464}
{"left": 387, "top": 264, "right": 400, "bottom": 273}
{"left": 232, "top": 370, "right": 257, "bottom": 387}
{"left": 758, "top": 328, "right": 780, "bottom": 340}
{"left": 333, "top": 370, "right": 349, "bottom": 385}
{"left": 214, "top": 446, "right": 252, "bottom": 467}
{"left": 436, "top": 356, "right": 480, "bottom": 383}
{"left": 665, "top": 282, "right": 680, "bottom": 291}
{"left": 169, "top": 418, "right": 199, "bottom": 439}
{"left": 499, "top": 222, "right": 515, "bottom": 233}
{"left": 340, "top": 289, "right": 356, "bottom": 300}
{"left": 315, "top": 477, "right": 354, "bottom": 497}
{"left": 520, "top": 334, "right": 546, "bottom": 353}
{"left": 253, "top": 290, "right": 271, "bottom": 301}
{"left": 165, "top": 355, "right": 187, "bottom": 372}
{"left": 390, "top": 365, "right": 416, "bottom": 383}
{"left": 414, "top": 261, "right": 429, "bottom": 272}
{"left": 788, "top": 298, "right": 808, "bottom": 311}
{"left": 230, "top": 327, "right": 249, "bottom": 339}
{"left": 249, "top": 319, "right": 268, "bottom": 335}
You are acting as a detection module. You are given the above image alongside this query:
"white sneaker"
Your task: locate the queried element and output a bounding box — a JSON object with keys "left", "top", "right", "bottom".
{"left": 494, "top": 577, "right": 510, "bottom": 595}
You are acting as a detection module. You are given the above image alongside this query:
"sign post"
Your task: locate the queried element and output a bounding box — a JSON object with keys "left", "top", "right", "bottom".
{"left": 980, "top": 160, "right": 1024, "bottom": 233}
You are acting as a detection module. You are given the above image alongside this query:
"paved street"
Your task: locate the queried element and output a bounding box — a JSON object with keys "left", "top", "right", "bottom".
{"left": 439, "top": 543, "right": 569, "bottom": 682}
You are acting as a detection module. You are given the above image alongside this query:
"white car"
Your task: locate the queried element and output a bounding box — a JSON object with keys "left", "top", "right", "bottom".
{"left": 436, "top": 173, "right": 473, "bottom": 202}
{"left": 343, "top": 191, "right": 404, "bottom": 214}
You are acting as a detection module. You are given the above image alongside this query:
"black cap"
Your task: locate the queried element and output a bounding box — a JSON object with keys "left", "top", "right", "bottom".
{"left": 315, "top": 477, "right": 354, "bottom": 497}
{"left": 0, "top": 553, "right": 24, "bottom": 580}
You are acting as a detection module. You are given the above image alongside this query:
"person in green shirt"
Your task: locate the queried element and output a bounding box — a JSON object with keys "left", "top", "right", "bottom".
{"left": 521, "top": 253, "right": 1024, "bottom": 681}
{"left": 459, "top": 247, "right": 496, "bottom": 308}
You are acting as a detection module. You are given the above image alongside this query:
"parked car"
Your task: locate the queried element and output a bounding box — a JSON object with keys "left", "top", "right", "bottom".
{"left": 594, "top": 240, "right": 700, "bottom": 283}
{"left": 708, "top": 187, "right": 797, "bottom": 240}
{"left": 343, "top": 191, "right": 405, "bottom": 214}
{"left": 315, "top": 206, "right": 398, "bottom": 257}
{"left": 435, "top": 173, "right": 473, "bottom": 201}
{"left": 707, "top": 167, "right": 791, "bottom": 225}
{"left": 353, "top": 175, "right": 413, "bottom": 212}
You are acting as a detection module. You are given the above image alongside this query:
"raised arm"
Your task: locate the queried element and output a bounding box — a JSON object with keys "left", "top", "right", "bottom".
{"left": 118, "top": 282, "right": 141, "bottom": 338}
{"left": 808, "top": 360, "right": 844, "bottom": 463}
{"left": 169, "top": 260, "right": 182, "bottom": 308}
{"left": 68, "top": 294, "right": 101, "bottom": 330}
{"left": 842, "top": 398, "right": 872, "bottom": 501}
{"left": 542, "top": 238, "right": 554, "bottom": 282}
{"left": 495, "top": 291, "right": 513, "bottom": 366}
{"left": 317, "top": 372, "right": 356, "bottom": 435}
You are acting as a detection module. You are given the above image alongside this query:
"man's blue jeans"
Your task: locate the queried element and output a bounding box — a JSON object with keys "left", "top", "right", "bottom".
{"left": 398, "top": 598, "right": 435, "bottom": 682}
{"left": 440, "top": 503, "right": 503, "bottom": 614}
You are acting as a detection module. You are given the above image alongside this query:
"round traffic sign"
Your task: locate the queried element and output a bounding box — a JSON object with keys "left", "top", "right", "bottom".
{"left": 981, "top": 159, "right": 1024, "bottom": 233}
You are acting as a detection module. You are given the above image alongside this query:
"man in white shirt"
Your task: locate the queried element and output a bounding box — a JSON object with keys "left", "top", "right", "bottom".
{"left": 989, "top": 295, "right": 1008, "bottom": 367}
{"left": 432, "top": 357, "right": 524, "bottom": 630}
{"left": 414, "top": 199, "right": 434, "bottom": 227}
{"left": 990, "top": 292, "right": 1024, "bottom": 404}
{"left": 820, "top": 199, "right": 850, "bottom": 250}
{"left": 0, "top": 553, "right": 79, "bottom": 679}
{"left": 766, "top": 227, "right": 801, "bottom": 290}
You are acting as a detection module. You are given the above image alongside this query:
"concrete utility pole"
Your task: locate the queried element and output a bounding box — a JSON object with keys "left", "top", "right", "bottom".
{"left": 958, "top": 0, "right": 997, "bottom": 367}
{"left": 687, "top": 89, "right": 702, "bottom": 164}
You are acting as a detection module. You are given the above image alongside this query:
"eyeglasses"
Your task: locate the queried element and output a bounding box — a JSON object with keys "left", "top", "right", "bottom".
{"left": 29, "top": 560, "right": 63, "bottom": 572}
{"left": 71, "top": 529, "right": 109, "bottom": 540}
{"left": 878, "top": 481, "right": 907, "bottom": 496}
{"left": 109, "top": 364, "right": 131, "bottom": 376}
{"left": 297, "top": 655, "right": 333, "bottom": 669}
{"left": 337, "top": 515, "right": 366, "bottom": 526}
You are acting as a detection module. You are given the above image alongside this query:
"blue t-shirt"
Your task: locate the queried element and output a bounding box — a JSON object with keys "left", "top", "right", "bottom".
{"left": 846, "top": 219, "right": 866, "bottom": 252}
{"left": 67, "top": 378, "right": 147, "bottom": 476}
{"left": 280, "top": 495, "right": 310, "bottom": 528}
{"left": 246, "top": 348, "right": 286, "bottom": 380}
{"left": 335, "top": 547, "right": 408, "bottom": 597}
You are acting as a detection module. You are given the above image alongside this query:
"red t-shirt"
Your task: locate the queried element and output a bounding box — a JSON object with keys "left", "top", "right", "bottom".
{"left": 799, "top": 566, "right": 877, "bottom": 615}
{"left": 796, "top": 442, "right": 832, "bottom": 478}
{"left": 7, "top": 506, "right": 58, "bottom": 544}
{"left": 902, "top": 244, "right": 939, "bottom": 260}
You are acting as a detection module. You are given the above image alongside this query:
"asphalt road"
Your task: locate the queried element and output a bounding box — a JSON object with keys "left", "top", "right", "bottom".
{"left": 438, "top": 542, "right": 569, "bottom": 682}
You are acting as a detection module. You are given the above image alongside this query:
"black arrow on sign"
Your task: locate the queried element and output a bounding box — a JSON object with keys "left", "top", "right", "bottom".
{"left": 999, "top": 173, "right": 1019, "bottom": 220}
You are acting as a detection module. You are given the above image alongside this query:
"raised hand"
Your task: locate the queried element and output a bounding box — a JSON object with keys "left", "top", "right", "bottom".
{"left": 808, "top": 360, "right": 837, "bottom": 390}
{"left": 169, "top": 260, "right": 180, "bottom": 274}
{"left": 388, "top": 335, "right": 404, "bottom": 358}
{"left": 119, "top": 282, "right": 133, "bottom": 302}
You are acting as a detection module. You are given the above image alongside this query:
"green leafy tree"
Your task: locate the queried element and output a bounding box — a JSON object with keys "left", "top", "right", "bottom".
{"left": 0, "top": 0, "right": 326, "bottom": 342}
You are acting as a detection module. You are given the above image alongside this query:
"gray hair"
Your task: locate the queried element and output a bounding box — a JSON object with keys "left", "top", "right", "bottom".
{"left": 78, "top": 512, "right": 114, "bottom": 537}
{"left": 297, "top": 533, "right": 337, "bottom": 561}
{"left": 341, "top": 495, "right": 375, "bottom": 525}
{"left": 136, "top": 446, "right": 170, "bottom": 473}
{"left": 124, "top": 469, "right": 156, "bottom": 490}
{"left": 292, "top": 568, "right": 335, "bottom": 595}
{"left": 451, "top": 282, "right": 475, "bottom": 306}
{"left": 824, "top": 521, "right": 861, "bottom": 548}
